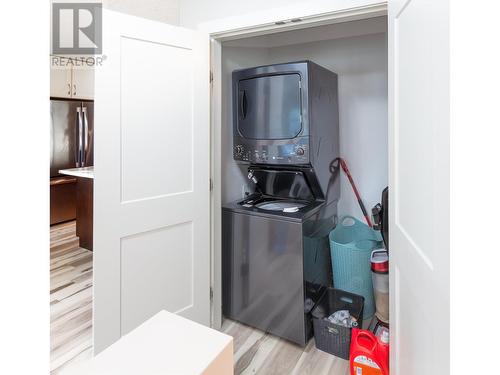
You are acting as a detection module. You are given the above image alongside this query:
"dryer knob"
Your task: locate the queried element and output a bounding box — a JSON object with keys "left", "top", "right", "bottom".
{"left": 296, "top": 147, "right": 305, "bottom": 156}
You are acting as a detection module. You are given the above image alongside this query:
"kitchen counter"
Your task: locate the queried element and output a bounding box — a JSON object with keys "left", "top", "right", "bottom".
{"left": 59, "top": 166, "right": 94, "bottom": 179}
{"left": 59, "top": 167, "right": 94, "bottom": 250}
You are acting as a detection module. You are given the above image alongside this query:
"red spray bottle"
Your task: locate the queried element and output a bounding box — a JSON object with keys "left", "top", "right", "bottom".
{"left": 350, "top": 327, "right": 389, "bottom": 375}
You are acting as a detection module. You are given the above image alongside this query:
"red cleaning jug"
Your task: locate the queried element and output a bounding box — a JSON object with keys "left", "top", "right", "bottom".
{"left": 350, "top": 328, "right": 389, "bottom": 375}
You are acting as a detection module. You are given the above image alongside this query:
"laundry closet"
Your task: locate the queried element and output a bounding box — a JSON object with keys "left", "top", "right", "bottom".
{"left": 216, "top": 14, "right": 389, "bottom": 361}
{"left": 90, "top": 2, "right": 449, "bottom": 372}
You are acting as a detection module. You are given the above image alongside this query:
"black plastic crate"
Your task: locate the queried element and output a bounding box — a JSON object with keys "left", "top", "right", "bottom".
{"left": 311, "top": 288, "right": 364, "bottom": 359}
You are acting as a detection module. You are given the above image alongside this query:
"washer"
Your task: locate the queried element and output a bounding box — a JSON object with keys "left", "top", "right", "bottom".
{"left": 222, "top": 168, "right": 335, "bottom": 346}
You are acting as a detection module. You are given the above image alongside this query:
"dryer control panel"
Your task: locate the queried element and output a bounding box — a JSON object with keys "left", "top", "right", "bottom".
{"left": 233, "top": 137, "right": 309, "bottom": 165}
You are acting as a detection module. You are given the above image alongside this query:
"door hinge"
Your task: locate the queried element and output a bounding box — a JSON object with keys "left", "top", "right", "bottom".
{"left": 210, "top": 287, "right": 214, "bottom": 301}
{"left": 209, "top": 178, "right": 213, "bottom": 191}
{"left": 210, "top": 71, "right": 214, "bottom": 83}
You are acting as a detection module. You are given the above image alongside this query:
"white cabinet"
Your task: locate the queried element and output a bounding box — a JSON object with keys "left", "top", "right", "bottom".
{"left": 50, "top": 55, "right": 94, "bottom": 100}
{"left": 50, "top": 56, "right": 72, "bottom": 98}
{"left": 71, "top": 66, "right": 94, "bottom": 100}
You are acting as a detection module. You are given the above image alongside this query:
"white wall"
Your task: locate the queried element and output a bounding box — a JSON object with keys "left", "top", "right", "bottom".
{"left": 50, "top": 0, "right": 179, "bottom": 51}
{"left": 104, "top": 0, "right": 179, "bottom": 24}
{"left": 180, "top": 0, "right": 298, "bottom": 28}
{"left": 221, "top": 32, "right": 388, "bottom": 221}
{"left": 179, "top": 0, "right": 383, "bottom": 30}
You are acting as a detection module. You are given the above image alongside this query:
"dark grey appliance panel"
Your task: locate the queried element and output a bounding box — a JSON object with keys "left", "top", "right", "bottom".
{"left": 237, "top": 74, "right": 302, "bottom": 140}
{"left": 50, "top": 100, "right": 81, "bottom": 177}
{"left": 308, "top": 63, "right": 340, "bottom": 215}
{"left": 222, "top": 210, "right": 307, "bottom": 346}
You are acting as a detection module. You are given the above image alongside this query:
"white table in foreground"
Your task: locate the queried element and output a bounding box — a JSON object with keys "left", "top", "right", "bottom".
{"left": 63, "top": 310, "right": 233, "bottom": 375}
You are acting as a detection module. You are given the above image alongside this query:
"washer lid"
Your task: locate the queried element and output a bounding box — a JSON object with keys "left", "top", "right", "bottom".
{"left": 250, "top": 169, "right": 314, "bottom": 201}
{"left": 255, "top": 200, "right": 307, "bottom": 212}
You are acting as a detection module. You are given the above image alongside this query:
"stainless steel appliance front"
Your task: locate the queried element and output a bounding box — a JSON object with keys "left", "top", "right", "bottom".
{"left": 50, "top": 99, "right": 94, "bottom": 224}
{"left": 222, "top": 211, "right": 306, "bottom": 345}
{"left": 224, "top": 60, "right": 340, "bottom": 346}
{"left": 50, "top": 99, "right": 94, "bottom": 177}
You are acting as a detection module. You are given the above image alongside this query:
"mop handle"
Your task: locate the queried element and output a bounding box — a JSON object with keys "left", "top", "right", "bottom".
{"left": 338, "top": 158, "right": 373, "bottom": 228}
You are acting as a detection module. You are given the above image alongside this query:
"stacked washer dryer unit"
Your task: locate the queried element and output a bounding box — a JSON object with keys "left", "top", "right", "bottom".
{"left": 222, "top": 61, "right": 340, "bottom": 346}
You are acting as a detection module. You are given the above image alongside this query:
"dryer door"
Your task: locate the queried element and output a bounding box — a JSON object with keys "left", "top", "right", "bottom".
{"left": 237, "top": 74, "right": 302, "bottom": 140}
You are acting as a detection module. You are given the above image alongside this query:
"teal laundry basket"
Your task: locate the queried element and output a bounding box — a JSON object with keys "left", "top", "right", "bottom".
{"left": 329, "top": 216, "right": 383, "bottom": 320}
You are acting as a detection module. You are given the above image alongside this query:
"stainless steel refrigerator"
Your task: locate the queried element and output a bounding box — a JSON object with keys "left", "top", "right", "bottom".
{"left": 50, "top": 99, "right": 94, "bottom": 224}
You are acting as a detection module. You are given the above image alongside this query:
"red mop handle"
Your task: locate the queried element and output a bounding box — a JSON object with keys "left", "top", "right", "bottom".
{"left": 338, "top": 158, "right": 373, "bottom": 228}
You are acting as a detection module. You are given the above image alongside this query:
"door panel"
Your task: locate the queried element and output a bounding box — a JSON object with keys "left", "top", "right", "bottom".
{"left": 94, "top": 10, "right": 210, "bottom": 353}
{"left": 120, "top": 36, "right": 193, "bottom": 202}
{"left": 120, "top": 222, "right": 194, "bottom": 335}
{"left": 389, "top": 0, "right": 449, "bottom": 373}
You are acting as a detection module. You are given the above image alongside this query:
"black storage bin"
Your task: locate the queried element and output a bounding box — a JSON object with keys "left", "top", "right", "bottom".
{"left": 311, "top": 288, "right": 364, "bottom": 359}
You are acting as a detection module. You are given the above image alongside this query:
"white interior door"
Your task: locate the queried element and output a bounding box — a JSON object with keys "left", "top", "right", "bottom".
{"left": 93, "top": 10, "right": 210, "bottom": 353}
{"left": 389, "top": 0, "right": 449, "bottom": 374}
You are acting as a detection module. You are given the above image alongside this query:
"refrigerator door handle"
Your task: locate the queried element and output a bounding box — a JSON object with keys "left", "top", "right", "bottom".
{"left": 82, "top": 106, "right": 88, "bottom": 167}
{"left": 50, "top": 114, "right": 54, "bottom": 169}
{"left": 76, "top": 106, "right": 83, "bottom": 167}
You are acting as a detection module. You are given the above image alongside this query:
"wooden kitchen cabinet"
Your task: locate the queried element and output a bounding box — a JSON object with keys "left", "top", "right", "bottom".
{"left": 50, "top": 176, "right": 77, "bottom": 225}
{"left": 76, "top": 177, "right": 93, "bottom": 251}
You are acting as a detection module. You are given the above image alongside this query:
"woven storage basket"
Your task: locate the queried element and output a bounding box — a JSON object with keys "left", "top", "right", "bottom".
{"left": 311, "top": 288, "right": 364, "bottom": 359}
{"left": 329, "top": 216, "right": 383, "bottom": 320}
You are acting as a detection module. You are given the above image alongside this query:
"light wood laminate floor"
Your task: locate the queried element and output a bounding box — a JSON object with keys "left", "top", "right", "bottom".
{"left": 221, "top": 319, "right": 349, "bottom": 375}
{"left": 50, "top": 221, "right": 93, "bottom": 374}
{"left": 50, "top": 221, "right": 348, "bottom": 375}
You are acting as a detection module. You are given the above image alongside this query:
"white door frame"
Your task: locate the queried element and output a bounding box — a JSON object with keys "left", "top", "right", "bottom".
{"left": 208, "top": 2, "right": 388, "bottom": 330}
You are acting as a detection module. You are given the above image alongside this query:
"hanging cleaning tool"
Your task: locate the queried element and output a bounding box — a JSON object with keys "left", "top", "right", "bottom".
{"left": 334, "top": 158, "right": 373, "bottom": 228}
